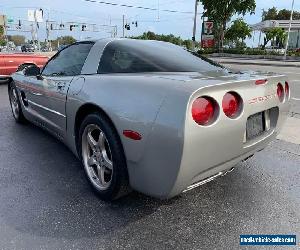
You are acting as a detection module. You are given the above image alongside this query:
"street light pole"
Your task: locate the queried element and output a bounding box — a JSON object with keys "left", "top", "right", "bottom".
{"left": 122, "top": 14, "right": 125, "bottom": 37}
{"left": 192, "top": 0, "right": 198, "bottom": 51}
{"left": 284, "top": 0, "right": 295, "bottom": 59}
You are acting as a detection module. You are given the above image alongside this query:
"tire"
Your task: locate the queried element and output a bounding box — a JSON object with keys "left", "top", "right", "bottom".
{"left": 79, "top": 112, "right": 130, "bottom": 201}
{"left": 8, "top": 82, "right": 27, "bottom": 123}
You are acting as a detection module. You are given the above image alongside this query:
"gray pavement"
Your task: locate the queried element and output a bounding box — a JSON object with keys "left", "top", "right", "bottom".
{"left": 210, "top": 56, "right": 300, "bottom": 68}
{"left": 0, "top": 64, "right": 299, "bottom": 250}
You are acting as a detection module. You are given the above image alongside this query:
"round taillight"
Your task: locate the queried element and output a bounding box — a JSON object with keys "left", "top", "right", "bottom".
{"left": 192, "top": 97, "right": 216, "bottom": 126}
{"left": 277, "top": 83, "right": 284, "bottom": 102}
{"left": 222, "top": 92, "right": 242, "bottom": 118}
{"left": 285, "top": 81, "right": 290, "bottom": 99}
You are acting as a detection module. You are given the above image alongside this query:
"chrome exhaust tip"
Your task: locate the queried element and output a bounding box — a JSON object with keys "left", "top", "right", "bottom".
{"left": 183, "top": 172, "right": 223, "bottom": 193}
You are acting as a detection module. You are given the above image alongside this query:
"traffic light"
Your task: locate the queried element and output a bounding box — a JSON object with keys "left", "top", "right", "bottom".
{"left": 60, "top": 23, "right": 65, "bottom": 29}
{"left": 125, "top": 24, "right": 130, "bottom": 30}
{"left": 70, "top": 24, "right": 78, "bottom": 31}
{"left": 18, "top": 20, "right": 21, "bottom": 27}
{"left": 50, "top": 23, "right": 53, "bottom": 30}
{"left": 132, "top": 21, "right": 138, "bottom": 27}
{"left": 82, "top": 25, "right": 87, "bottom": 31}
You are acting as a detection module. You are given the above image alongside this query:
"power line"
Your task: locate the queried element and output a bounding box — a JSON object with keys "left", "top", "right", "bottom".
{"left": 83, "top": 0, "right": 194, "bottom": 14}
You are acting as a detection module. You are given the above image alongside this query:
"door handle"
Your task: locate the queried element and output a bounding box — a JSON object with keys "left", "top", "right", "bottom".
{"left": 57, "top": 82, "right": 65, "bottom": 90}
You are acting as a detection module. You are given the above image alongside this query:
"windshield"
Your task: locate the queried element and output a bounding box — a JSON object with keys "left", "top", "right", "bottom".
{"left": 98, "top": 40, "right": 223, "bottom": 74}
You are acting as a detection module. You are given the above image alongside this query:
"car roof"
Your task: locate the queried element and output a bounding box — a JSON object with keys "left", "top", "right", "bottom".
{"left": 83, "top": 38, "right": 173, "bottom": 46}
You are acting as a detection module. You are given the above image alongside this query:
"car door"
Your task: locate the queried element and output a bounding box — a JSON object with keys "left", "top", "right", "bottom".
{"left": 0, "top": 55, "right": 6, "bottom": 76}
{"left": 28, "top": 42, "right": 94, "bottom": 138}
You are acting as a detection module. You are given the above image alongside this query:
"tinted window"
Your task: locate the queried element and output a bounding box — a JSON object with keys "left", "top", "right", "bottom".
{"left": 98, "top": 40, "right": 221, "bottom": 74}
{"left": 42, "top": 42, "right": 94, "bottom": 76}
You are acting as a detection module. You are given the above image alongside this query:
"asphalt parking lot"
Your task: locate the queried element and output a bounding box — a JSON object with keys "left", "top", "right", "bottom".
{"left": 0, "top": 64, "right": 299, "bottom": 249}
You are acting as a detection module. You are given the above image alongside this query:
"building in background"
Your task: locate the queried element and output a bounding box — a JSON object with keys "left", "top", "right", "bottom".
{"left": 251, "top": 20, "right": 300, "bottom": 49}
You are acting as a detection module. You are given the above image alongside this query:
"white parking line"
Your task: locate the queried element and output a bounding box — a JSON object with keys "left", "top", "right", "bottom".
{"left": 292, "top": 98, "right": 300, "bottom": 101}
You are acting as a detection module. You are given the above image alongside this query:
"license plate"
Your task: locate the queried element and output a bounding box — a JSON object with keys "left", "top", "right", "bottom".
{"left": 246, "top": 112, "right": 265, "bottom": 140}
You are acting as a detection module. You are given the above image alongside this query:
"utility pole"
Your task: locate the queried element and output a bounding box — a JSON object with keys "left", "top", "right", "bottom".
{"left": 157, "top": 0, "right": 160, "bottom": 20}
{"left": 3, "top": 17, "right": 8, "bottom": 46}
{"left": 45, "top": 9, "right": 51, "bottom": 51}
{"left": 122, "top": 15, "right": 125, "bottom": 37}
{"left": 258, "top": 9, "right": 264, "bottom": 47}
{"left": 113, "top": 25, "right": 117, "bottom": 38}
{"left": 192, "top": 0, "right": 198, "bottom": 51}
{"left": 284, "top": 0, "right": 295, "bottom": 59}
{"left": 31, "top": 23, "right": 35, "bottom": 47}
{"left": 34, "top": 9, "right": 41, "bottom": 52}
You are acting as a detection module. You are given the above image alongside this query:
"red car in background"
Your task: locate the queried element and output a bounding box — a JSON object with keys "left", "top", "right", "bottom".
{"left": 0, "top": 53, "right": 49, "bottom": 82}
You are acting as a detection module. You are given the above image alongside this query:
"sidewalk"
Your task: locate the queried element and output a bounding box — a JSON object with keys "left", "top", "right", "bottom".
{"left": 209, "top": 57, "right": 300, "bottom": 67}
{"left": 277, "top": 117, "right": 300, "bottom": 145}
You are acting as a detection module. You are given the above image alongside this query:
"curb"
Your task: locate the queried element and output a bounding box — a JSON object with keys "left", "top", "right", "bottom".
{"left": 210, "top": 53, "right": 300, "bottom": 61}
{"left": 213, "top": 60, "right": 300, "bottom": 68}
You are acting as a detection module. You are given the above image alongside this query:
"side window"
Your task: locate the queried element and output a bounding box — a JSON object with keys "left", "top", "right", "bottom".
{"left": 98, "top": 44, "right": 161, "bottom": 73}
{"left": 42, "top": 42, "right": 94, "bottom": 76}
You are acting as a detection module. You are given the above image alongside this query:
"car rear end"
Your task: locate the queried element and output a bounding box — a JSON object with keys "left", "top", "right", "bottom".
{"left": 169, "top": 75, "right": 290, "bottom": 197}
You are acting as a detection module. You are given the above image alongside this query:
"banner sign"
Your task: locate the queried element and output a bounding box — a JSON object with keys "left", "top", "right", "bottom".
{"left": 201, "top": 21, "right": 215, "bottom": 48}
{"left": 28, "top": 10, "right": 43, "bottom": 22}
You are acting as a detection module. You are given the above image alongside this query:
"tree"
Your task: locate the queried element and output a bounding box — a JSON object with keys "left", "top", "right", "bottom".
{"left": 263, "top": 28, "right": 287, "bottom": 49}
{"left": 200, "top": 0, "right": 256, "bottom": 49}
{"left": 262, "top": 7, "right": 278, "bottom": 20}
{"left": 182, "top": 39, "right": 193, "bottom": 50}
{"left": 54, "top": 36, "right": 76, "bottom": 46}
{"left": 131, "top": 31, "right": 194, "bottom": 49}
{"left": 225, "top": 18, "right": 251, "bottom": 47}
{"left": 0, "top": 26, "right": 6, "bottom": 46}
{"left": 51, "top": 36, "right": 76, "bottom": 49}
{"left": 263, "top": 7, "right": 300, "bottom": 20}
{"left": 7, "top": 35, "right": 25, "bottom": 46}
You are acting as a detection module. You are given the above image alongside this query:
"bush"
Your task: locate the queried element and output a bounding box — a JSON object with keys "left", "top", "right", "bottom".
{"left": 287, "top": 50, "right": 300, "bottom": 57}
{"left": 196, "top": 48, "right": 300, "bottom": 56}
{"left": 197, "top": 48, "right": 218, "bottom": 55}
{"left": 0, "top": 40, "right": 6, "bottom": 46}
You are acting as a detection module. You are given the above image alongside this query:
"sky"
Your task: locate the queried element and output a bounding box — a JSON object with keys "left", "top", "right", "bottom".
{"left": 0, "top": 0, "right": 299, "bottom": 46}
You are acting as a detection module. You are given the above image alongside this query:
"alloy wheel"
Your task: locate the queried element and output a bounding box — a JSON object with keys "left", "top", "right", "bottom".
{"left": 10, "top": 88, "right": 20, "bottom": 119}
{"left": 82, "top": 124, "right": 113, "bottom": 190}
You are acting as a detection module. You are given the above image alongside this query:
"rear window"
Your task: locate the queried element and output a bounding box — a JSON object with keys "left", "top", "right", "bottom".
{"left": 98, "top": 40, "right": 222, "bottom": 74}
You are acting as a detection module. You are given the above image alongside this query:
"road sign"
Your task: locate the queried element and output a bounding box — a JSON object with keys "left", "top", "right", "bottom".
{"left": 201, "top": 21, "right": 215, "bottom": 48}
{"left": 28, "top": 10, "right": 35, "bottom": 22}
{"left": 7, "top": 17, "right": 14, "bottom": 24}
{"left": 28, "top": 10, "right": 43, "bottom": 22}
{"left": 35, "top": 10, "right": 43, "bottom": 23}
{"left": 203, "top": 21, "right": 214, "bottom": 35}
{"left": 201, "top": 35, "right": 215, "bottom": 48}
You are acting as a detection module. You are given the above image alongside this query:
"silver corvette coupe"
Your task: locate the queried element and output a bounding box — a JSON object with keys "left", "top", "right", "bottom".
{"left": 8, "top": 38, "right": 290, "bottom": 200}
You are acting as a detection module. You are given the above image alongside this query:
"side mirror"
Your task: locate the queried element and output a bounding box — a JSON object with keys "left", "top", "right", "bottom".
{"left": 24, "top": 65, "right": 40, "bottom": 77}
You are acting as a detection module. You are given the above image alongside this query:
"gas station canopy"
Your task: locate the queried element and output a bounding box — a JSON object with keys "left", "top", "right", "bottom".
{"left": 251, "top": 20, "right": 300, "bottom": 31}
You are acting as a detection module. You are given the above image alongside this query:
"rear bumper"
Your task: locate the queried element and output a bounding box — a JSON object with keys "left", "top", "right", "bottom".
{"left": 168, "top": 105, "right": 289, "bottom": 198}
{"left": 170, "top": 132, "right": 275, "bottom": 198}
